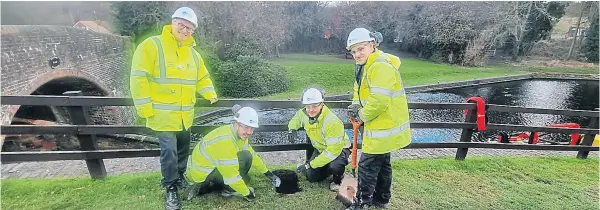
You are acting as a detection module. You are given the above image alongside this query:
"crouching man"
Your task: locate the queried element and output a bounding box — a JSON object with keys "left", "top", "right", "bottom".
{"left": 184, "top": 105, "right": 281, "bottom": 202}
{"left": 288, "top": 88, "right": 351, "bottom": 191}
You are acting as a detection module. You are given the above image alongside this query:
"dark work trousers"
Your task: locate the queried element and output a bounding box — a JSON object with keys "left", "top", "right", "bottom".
{"left": 357, "top": 153, "right": 392, "bottom": 205}
{"left": 303, "top": 148, "right": 350, "bottom": 184}
{"left": 197, "top": 151, "right": 253, "bottom": 193}
{"left": 156, "top": 124, "right": 191, "bottom": 188}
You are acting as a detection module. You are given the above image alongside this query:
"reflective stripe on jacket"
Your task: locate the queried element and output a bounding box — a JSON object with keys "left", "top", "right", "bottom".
{"left": 351, "top": 49, "right": 411, "bottom": 154}
{"left": 352, "top": 51, "right": 400, "bottom": 105}
{"left": 186, "top": 124, "right": 269, "bottom": 196}
{"left": 130, "top": 25, "right": 217, "bottom": 131}
{"left": 288, "top": 105, "right": 350, "bottom": 167}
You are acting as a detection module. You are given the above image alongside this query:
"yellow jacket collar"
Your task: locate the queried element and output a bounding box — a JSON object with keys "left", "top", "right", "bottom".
{"left": 230, "top": 124, "right": 242, "bottom": 141}
{"left": 314, "top": 105, "right": 331, "bottom": 123}
{"left": 364, "top": 48, "right": 382, "bottom": 67}
{"left": 319, "top": 105, "right": 331, "bottom": 121}
{"left": 161, "top": 25, "right": 196, "bottom": 47}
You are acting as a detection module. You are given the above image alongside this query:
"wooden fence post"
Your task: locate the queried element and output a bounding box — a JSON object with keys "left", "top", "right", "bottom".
{"left": 63, "top": 91, "right": 107, "bottom": 179}
{"left": 456, "top": 105, "right": 478, "bottom": 160}
{"left": 577, "top": 108, "right": 599, "bottom": 159}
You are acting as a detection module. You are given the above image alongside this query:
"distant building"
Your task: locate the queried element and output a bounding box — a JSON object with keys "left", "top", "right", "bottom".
{"left": 73, "top": 20, "right": 114, "bottom": 34}
{"left": 553, "top": 16, "right": 590, "bottom": 40}
{"left": 565, "top": 26, "right": 588, "bottom": 39}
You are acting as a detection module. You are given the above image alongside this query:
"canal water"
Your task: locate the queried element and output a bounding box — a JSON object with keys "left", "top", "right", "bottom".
{"left": 409, "top": 79, "right": 599, "bottom": 143}
{"left": 201, "top": 79, "right": 599, "bottom": 145}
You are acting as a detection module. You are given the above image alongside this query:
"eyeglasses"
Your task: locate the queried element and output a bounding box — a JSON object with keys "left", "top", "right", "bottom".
{"left": 349, "top": 43, "right": 370, "bottom": 56}
{"left": 177, "top": 22, "right": 195, "bottom": 32}
{"left": 238, "top": 123, "right": 255, "bottom": 131}
{"left": 305, "top": 103, "right": 323, "bottom": 109}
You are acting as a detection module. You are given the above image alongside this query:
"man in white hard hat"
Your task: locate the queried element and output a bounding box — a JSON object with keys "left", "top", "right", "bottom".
{"left": 288, "top": 87, "right": 351, "bottom": 191}
{"left": 129, "top": 6, "right": 218, "bottom": 210}
{"left": 346, "top": 28, "right": 411, "bottom": 209}
{"left": 184, "top": 105, "right": 281, "bottom": 203}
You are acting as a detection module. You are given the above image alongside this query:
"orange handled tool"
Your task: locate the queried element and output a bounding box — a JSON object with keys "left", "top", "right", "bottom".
{"left": 336, "top": 116, "right": 363, "bottom": 207}
{"left": 350, "top": 116, "right": 362, "bottom": 177}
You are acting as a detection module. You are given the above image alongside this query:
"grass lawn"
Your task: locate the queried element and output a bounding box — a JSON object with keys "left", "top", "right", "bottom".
{"left": 265, "top": 54, "right": 523, "bottom": 100}
{"left": 2, "top": 157, "right": 598, "bottom": 210}
{"left": 264, "top": 53, "right": 597, "bottom": 100}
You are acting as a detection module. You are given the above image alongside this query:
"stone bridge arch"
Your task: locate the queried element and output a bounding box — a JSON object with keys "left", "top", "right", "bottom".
{"left": 1, "top": 25, "right": 136, "bottom": 132}
{"left": 8, "top": 70, "right": 116, "bottom": 126}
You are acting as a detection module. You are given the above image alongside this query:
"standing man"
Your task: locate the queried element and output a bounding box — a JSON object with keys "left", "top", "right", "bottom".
{"left": 184, "top": 105, "right": 281, "bottom": 202}
{"left": 288, "top": 88, "right": 351, "bottom": 191}
{"left": 346, "top": 28, "right": 412, "bottom": 209}
{"left": 129, "top": 7, "right": 218, "bottom": 210}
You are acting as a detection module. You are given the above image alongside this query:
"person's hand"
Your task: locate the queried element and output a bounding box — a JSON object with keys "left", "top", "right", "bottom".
{"left": 288, "top": 130, "right": 297, "bottom": 143}
{"left": 244, "top": 187, "right": 255, "bottom": 202}
{"left": 209, "top": 98, "right": 218, "bottom": 104}
{"left": 264, "top": 171, "right": 281, "bottom": 188}
{"left": 347, "top": 104, "right": 362, "bottom": 118}
{"left": 271, "top": 175, "right": 281, "bottom": 188}
{"left": 296, "top": 162, "right": 311, "bottom": 174}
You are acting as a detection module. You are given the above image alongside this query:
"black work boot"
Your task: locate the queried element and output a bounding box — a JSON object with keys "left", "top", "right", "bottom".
{"left": 345, "top": 197, "right": 368, "bottom": 210}
{"left": 177, "top": 177, "right": 189, "bottom": 191}
{"left": 346, "top": 204, "right": 367, "bottom": 210}
{"left": 165, "top": 185, "right": 180, "bottom": 210}
{"left": 371, "top": 201, "right": 389, "bottom": 209}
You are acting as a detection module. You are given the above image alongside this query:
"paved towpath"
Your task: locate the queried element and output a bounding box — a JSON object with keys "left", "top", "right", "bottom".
{"left": 2, "top": 148, "right": 597, "bottom": 179}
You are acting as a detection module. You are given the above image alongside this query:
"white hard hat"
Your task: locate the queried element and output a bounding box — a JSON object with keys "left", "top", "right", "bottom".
{"left": 172, "top": 7, "right": 198, "bottom": 28}
{"left": 347, "top": 28, "right": 374, "bottom": 50}
{"left": 234, "top": 107, "right": 259, "bottom": 128}
{"left": 302, "top": 88, "right": 324, "bottom": 105}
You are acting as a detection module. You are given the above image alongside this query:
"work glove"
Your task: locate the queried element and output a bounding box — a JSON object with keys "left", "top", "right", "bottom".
{"left": 264, "top": 171, "right": 281, "bottom": 188}
{"left": 347, "top": 104, "right": 362, "bottom": 118}
{"left": 288, "top": 130, "right": 298, "bottom": 143}
{"left": 296, "top": 162, "right": 311, "bottom": 174}
{"left": 244, "top": 187, "right": 256, "bottom": 202}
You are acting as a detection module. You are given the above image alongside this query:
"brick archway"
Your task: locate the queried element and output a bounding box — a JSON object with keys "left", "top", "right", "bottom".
{"left": 4, "top": 70, "right": 112, "bottom": 126}
{"left": 1, "top": 25, "right": 135, "bottom": 148}
{"left": 21, "top": 70, "right": 109, "bottom": 96}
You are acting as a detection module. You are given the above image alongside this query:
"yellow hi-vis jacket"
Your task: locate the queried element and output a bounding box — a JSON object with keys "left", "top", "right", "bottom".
{"left": 351, "top": 49, "right": 411, "bottom": 154}
{"left": 186, "top": 124, "right": 269, "bottom": 196}
{"left": 130, "top": 25, "right": 217, "bottom": 131}
{"left": 352, "top": 50, "right": 400, "bottom": 105}
{"left": 288, "top": 105, "right": 350, "bottom": 168}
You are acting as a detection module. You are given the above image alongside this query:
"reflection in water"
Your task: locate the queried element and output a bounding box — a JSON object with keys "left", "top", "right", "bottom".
{"left": 200, "top": 79, "right": 599, "bottom": 145}
{"left": 515, "top": 80, "right": 573, "bottom": 126}
{"left": 409, "top": 79, "right": 599, "bottom": 143}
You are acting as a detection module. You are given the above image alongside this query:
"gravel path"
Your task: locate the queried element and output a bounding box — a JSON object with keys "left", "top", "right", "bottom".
{"left": 2, "top": 149, "right": 597, "bottom": 179}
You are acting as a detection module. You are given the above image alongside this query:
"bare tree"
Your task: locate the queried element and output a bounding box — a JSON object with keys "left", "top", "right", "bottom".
{"left": 188, "top": 2, "right": 289, "bottom": 57}
{"left": 499, "top": 1, "right": 535, "bottom": 60}
{"left": 393, "top": 2, "right": 504, "bottom": 64}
